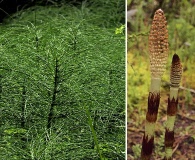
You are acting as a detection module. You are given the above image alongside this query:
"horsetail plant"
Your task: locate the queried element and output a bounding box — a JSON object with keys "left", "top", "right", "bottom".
{"left": 164, "top": 54, "right": 182, "bottom": 160}
{"left": 141, "top": 9, "right": 169, "bottom": 160}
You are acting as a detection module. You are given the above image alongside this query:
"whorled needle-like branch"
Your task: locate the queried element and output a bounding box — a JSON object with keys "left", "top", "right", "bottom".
{"left": 164, "top": 53, "right": 182, "bottom": 160}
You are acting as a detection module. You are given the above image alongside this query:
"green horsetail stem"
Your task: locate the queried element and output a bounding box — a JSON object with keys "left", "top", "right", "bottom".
{"left": 164, "top": 54, "right": 182, "bottom": 160}
{"left": 141, "top": 9, "right": 169, "bottom": 160}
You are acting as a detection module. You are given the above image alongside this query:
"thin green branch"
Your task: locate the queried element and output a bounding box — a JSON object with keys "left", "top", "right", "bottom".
{"left": 84, "top": 106, "right": 103, "bottom": 160}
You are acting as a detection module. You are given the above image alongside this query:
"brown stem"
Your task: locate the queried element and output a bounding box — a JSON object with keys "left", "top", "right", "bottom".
{"left": 141, "top": 92, "right": 160, "bottom": 160}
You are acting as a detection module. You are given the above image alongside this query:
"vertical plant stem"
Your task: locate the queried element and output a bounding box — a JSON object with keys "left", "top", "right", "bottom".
{"left": 34, "top": 3, "right": 39, "bottom": 49}
{"left": 85, "top": 106, "right": 103, "bottom": 160}
{"left": 21, "top": 83, "right": 26, "bottom": 128}
{"left": 46, "top": 58, "right": 60, "bottom": 160}
{"left": 47, "top": 58, "right": 59, "bottom": 130}
{"left": 141, "top": 9, "right": 169, "bottom": 160}
{"left": 0, "top": 74, "right": 2, "bottom": 101}
{"left": 164, "top": 54, "right": 182, "bottom": 160}
{"left": 141, "top": 92, "right": 160, "bottom": 160}
{"left": 20, "top": 80, "right": 27, "bottom": 150}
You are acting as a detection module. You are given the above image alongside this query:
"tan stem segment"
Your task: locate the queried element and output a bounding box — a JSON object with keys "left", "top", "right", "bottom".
{"left": 141, "top": 8, "right": 168, "bottom": 160}
{"left": 170, "top": 87, "right": 179, "bottom": 100}
{"left": 164, "top": 98, "right": 178, "bottom": 160}
{"left": 164, "top": 54, "right": 182, "bottom": 160}
{"left": 141, "top": 92, "right": 160, "bottom": 160}
{"left": 150, "top": 78, "right": 161, "bottom": 93}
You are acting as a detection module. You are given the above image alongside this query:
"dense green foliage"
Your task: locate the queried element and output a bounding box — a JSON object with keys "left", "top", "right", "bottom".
{"left": 0, "top": 2, "right": 125, "bottom": 159}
